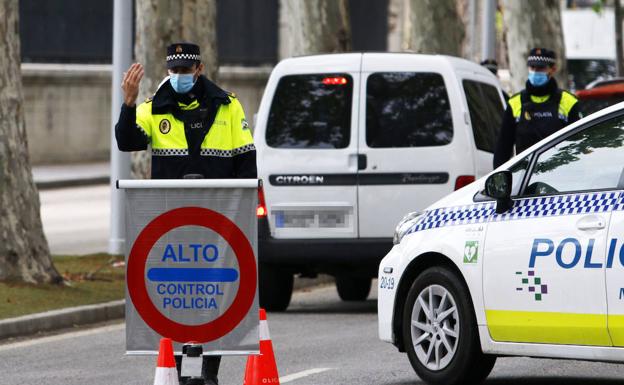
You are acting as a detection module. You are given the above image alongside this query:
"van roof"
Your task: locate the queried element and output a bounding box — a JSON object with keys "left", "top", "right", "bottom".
{"left": 276, "top": 52, "right": 494, "bottom": 77}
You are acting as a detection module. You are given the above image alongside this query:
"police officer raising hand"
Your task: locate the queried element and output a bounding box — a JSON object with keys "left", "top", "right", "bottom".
{"left": 121, "top": 63, "right": 144, "bottom": 107}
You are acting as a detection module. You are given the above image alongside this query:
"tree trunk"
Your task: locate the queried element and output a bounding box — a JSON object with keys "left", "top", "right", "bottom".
{"left": 279, "top": 0, "right": 351, "bottom": 58}
{"left": 502, "top": 0, "right": 567, "bottom": 93}
{"left": 0, "top": 0, "right": 61, "bottom": 284}
{"left": 387, "top": 0, "right": 406, "bottom": 52}
{"left": 615, "top": 0, "right": 624, "bottom": 77}
{"left": 403, "top": 0, "right": 465, "bottom": 56}
{"left": 132, "top": 0, "right": 218, "bottom": 179}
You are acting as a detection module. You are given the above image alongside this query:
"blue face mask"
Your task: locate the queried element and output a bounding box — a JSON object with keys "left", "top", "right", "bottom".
{"left": 169, "top": 73, "right": 196, "bottom": 94}
{"left": 528, "top": 71, "right": 549, "bottom": 86}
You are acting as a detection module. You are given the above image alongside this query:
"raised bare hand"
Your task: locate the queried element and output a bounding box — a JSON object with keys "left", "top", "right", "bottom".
{"left": 121, "top": 63, "right": 144, "bottom": 106}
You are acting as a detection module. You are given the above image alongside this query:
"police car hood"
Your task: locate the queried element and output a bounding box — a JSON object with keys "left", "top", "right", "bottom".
{"left": 424, "top": 100, "right": 624, "bottom": 212}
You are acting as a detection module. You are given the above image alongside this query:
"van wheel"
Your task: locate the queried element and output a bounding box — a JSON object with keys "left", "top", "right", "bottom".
{"left": 335, "top": 276, "right": 372, "bottom": 301}
{"left": 259, "top": 264, "right": 293, "bottom": 311}
{"left": 402, "top": 267, "right": 496, "bottom": 385}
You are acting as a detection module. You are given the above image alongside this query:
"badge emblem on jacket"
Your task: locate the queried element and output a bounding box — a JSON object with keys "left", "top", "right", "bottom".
{"left": 159, "top": 119, "right": 171, "bottom": 134}
{"left": 524, "top": 111, "right": 532, "bottom": 121}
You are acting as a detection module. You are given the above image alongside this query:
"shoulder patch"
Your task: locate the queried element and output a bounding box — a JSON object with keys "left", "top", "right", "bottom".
{"left": 241, "top": 118, "right": 250, "bottom": 130}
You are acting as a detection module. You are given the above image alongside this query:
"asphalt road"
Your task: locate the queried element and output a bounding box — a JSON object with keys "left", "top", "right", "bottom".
{"left": 1, "top": 283, "right": 624, "bottom": 385}
{"left": 40, "top": 185, "right": 110, "bottom": 255}
{"left": 34, "top": 185, "right": 624, "bottom": 384}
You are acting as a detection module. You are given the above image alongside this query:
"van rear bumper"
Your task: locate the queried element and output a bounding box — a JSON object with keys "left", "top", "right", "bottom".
{"left": 257, "top": 217, "right": 392, "bottom": 276}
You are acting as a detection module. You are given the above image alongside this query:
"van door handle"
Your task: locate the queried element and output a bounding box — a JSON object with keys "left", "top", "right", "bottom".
{"left": 358, "top": 154, "right": 367, "bottom": 170}
{"left": 576, "top": 215, "right": 606, "bottom": 231}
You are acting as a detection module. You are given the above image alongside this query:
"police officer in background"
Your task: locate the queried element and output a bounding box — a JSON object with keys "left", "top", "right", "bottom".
{"left": 480, "top": 58, "right": 509, "bottom": 101}
{"left": 493, "top": 48, "right": 582, "bottom": 168}
{"left": 115, "top": 42, "right": 257, "bottom": 385}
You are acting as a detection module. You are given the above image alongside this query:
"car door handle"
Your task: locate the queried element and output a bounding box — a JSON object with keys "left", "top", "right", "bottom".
{"left": 576, "top": 215, "right": 606, "bottom": 231}
{"left": 358, "top": 154, "right": 367, "bottom": 170}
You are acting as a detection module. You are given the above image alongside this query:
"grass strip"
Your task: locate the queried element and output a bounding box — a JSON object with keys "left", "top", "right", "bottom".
{"left": 0, "top": 254, "right": 125, "bottom": 320}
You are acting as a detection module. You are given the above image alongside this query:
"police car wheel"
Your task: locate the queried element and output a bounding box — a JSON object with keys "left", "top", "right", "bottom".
{"left": 402, "top": 266, "right": 496, "bottom": 385}
{"left": 258, "top": 263, "right": 293, "bottom": 312}
{"left": 335, "top": 276, "right": 372, "bottom": 301}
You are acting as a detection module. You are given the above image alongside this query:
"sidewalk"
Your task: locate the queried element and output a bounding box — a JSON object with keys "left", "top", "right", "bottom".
{"left": 0, "top": 276, "right": 334, "bottom": 341}
{"left": 32, "top": 161, "right": 110, "bottom": 189}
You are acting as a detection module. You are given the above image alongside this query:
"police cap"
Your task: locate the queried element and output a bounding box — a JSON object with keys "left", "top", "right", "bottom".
{"left": 166, "top": 42, "right": 201, "bottom": 69}
{"left": 527, "top": 48, "right": 556, "bottom": 68}
{"left": 480, "top": 59, "right": 498, "bottom": 74}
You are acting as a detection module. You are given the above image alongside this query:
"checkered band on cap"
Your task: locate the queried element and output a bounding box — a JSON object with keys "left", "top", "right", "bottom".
{"left": 166, "top": 53, "right": 201, "bottom": 62}
{"left": 527, "top": 55, "right": 556, "bottom": 65}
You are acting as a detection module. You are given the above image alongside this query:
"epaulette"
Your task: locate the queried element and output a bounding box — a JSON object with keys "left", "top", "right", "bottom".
{"left": 226, "top": 91, "right": 237, "bottom": 98}
{"left": 509, "top": 91, "right": 522, "bottom": 100}
{"left": 145, "top": 96, "right": 153, "bottom": 104}
{"left": 561, "top": 90, "right": 578, "bottom": 99}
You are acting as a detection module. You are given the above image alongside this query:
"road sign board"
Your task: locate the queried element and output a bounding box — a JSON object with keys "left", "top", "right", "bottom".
{"left": 127, "top": 207, "right": 257, "bottom": 343}
{"left": 119, "top": 179, "right": 259, "bottom": 354}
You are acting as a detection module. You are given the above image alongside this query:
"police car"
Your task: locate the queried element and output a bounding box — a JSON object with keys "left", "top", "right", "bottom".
{"left": 378, "top": 101, "right": 624, "bottom": 385}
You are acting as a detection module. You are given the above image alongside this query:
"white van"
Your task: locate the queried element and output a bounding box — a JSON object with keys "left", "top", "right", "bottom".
{"left": 254, "top": 53, "right": 506, "bottom": 310}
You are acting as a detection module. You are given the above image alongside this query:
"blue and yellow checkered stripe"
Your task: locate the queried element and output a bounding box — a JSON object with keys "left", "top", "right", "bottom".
{"left": 407, "top": 191, "right": 624, "bottom": 235}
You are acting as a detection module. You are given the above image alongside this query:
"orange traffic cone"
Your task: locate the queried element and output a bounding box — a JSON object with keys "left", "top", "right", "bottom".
{"left": 153, "top": 338, "right": 179, "bottom": 385}
{"left": 243, "top": 308, "right": 280, "bottom": 385}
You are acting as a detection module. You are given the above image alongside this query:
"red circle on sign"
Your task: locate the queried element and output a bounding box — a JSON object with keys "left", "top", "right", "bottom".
{"left": 127, "top": 207, "right": 256, "bottom": 343}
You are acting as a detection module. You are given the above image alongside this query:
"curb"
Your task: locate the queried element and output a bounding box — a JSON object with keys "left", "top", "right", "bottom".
{"left": 0, "top": 300, "right": 125, "bottom": 341}
{"left": 35, "top": 176, "right": 110, "bottom": 190}
{"left": 0, "top": 276, "right": 335, "bottom": 341}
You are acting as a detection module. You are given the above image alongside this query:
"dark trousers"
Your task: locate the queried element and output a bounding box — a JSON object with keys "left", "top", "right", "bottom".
{"left": 174, "top": 355, "right": 221, "bottom": 384}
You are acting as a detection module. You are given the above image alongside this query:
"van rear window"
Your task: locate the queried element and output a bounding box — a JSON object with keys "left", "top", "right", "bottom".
{"left": 266, "top": 74, "right": 352, "bottom": 149}
{"left": 366, "top": 72, "right": 453, "bottom": 147}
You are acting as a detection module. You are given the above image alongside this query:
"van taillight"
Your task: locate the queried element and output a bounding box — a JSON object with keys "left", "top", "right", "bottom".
{"left": 257, "top": 185, "right": 267, "bottom": 217}
{"left": 454, "top": 175, "right": 475, "bottom": 190}
{"left": 322, "top": 76, "right": 348, "bottom": 85}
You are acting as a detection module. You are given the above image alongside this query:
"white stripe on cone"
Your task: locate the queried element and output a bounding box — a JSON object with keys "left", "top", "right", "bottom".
{"left": 260, "top": 319, "right": 271, "bottom": 341}
{"left": 153, "top": 367, "right": 179, "bottom": 385}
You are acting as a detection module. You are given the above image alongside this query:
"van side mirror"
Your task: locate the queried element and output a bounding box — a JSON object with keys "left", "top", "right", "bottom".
{"left": 485, "top": 170, "right": 513, "bottom": 214}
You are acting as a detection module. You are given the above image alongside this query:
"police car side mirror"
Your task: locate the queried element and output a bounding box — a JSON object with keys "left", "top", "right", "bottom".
{"left": 485, "top": 170, "right": 513, "bottom": 214}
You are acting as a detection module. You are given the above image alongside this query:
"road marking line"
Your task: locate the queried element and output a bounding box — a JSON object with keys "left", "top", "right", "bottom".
{"left": 280, "top": 367, "right": 333, "bottom": 383}
{"left": 0, "top": 323, "right": 124, "bottom": 351}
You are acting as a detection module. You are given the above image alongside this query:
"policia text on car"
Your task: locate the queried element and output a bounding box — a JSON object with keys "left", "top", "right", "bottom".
{"left": 114, "top": 42, "right": 257, "bottom": 385}
{"left": 493, "top": 48, "right": 582, "bottom": 168}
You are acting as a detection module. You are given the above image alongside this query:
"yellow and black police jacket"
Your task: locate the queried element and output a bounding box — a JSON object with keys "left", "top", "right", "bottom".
{"left": 493, "top": 78, "right": 581, "bottom": 168}
{"left": 115, "top": 75, "right": 257, "bottom": 179}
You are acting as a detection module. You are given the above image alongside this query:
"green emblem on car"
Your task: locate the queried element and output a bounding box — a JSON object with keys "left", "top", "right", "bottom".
{"left": 464, "top": 241, "right": 479, "bottom": 264}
